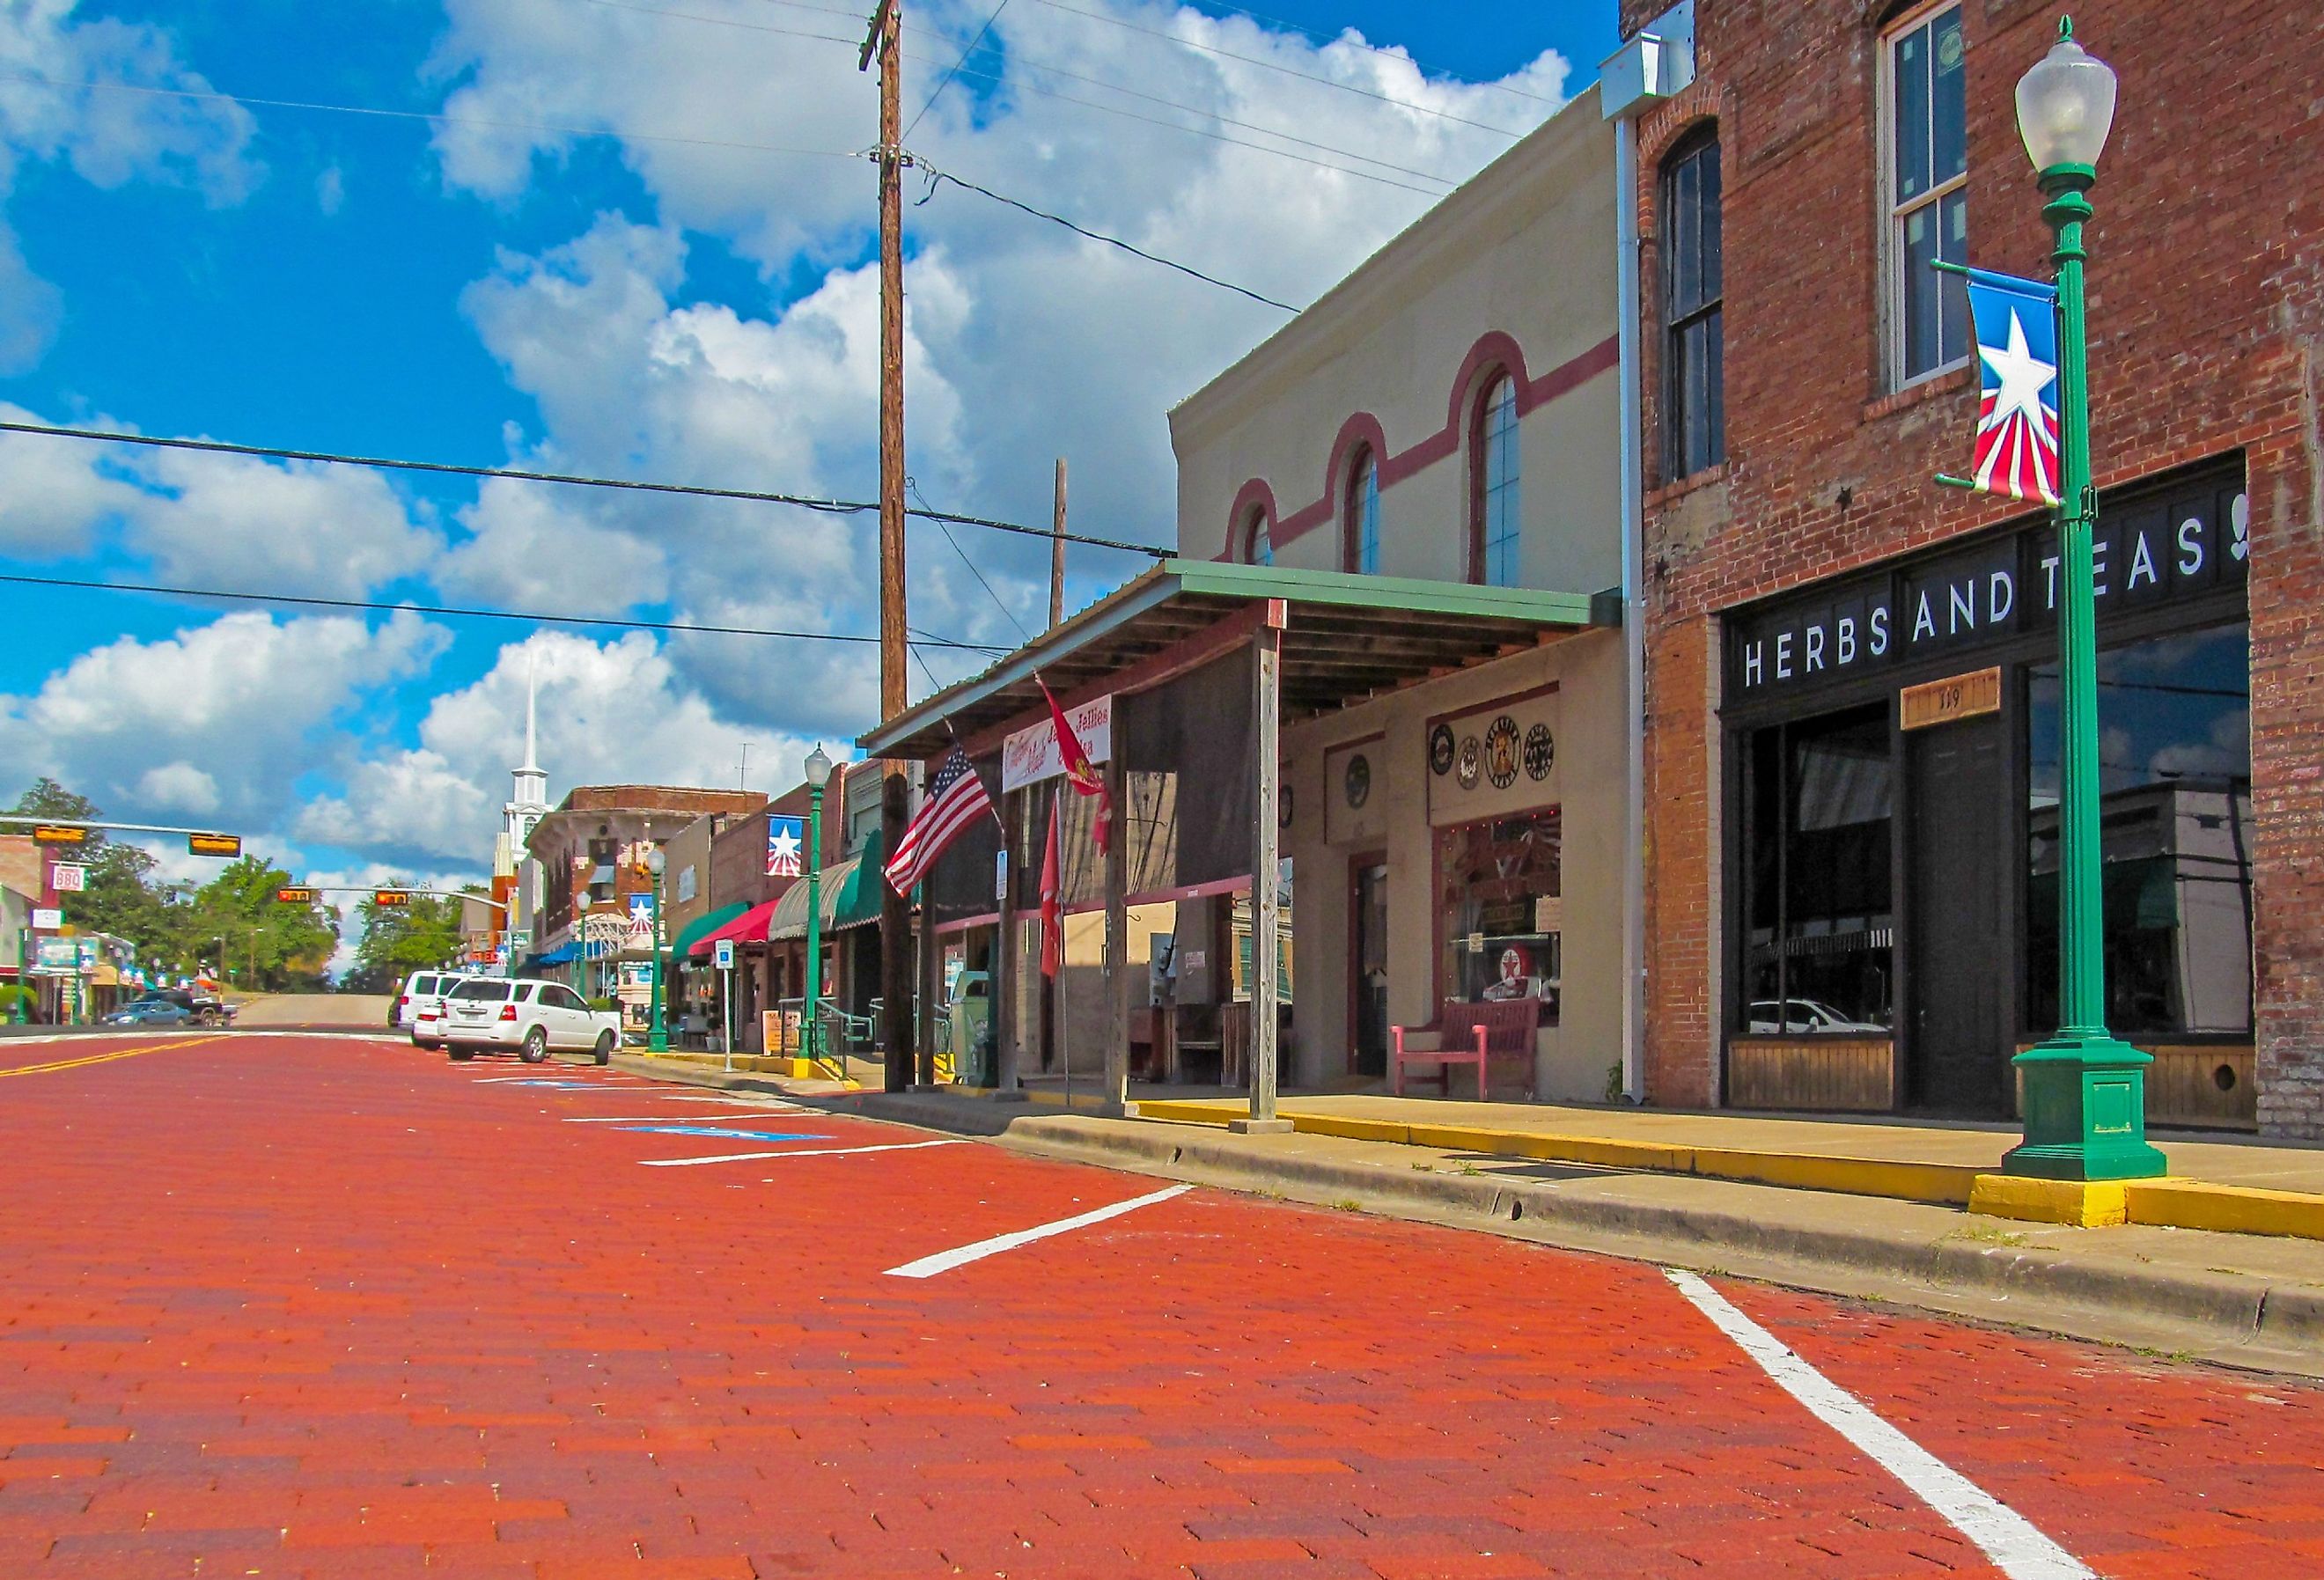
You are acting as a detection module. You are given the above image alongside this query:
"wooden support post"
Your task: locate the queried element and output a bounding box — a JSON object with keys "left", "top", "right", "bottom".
{"left": 1101, "top": 748, "right": 1129, "bottom": 1118}
{"left": 916, "top": 858, "right": 941, "bottom": 1088}
{"left": 1234, "top": 622, "right": 1291, "bottom": 1134}
{"left": 1050, "top": 459, "right": 1068, "bottom": 630}
{"left": 993, "top": 792, "right": 1022, "bottom": 1096}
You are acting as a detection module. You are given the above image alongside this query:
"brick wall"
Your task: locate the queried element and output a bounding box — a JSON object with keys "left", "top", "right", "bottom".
{"left": 1623, "top": 0, "right": 2324, "bottom": 1129}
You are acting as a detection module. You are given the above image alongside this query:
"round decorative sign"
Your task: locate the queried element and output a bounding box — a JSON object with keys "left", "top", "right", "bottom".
{"left": 1456, "top": 735, "right": 1482, "bottom": 790}
{"left": 1525, "top": 723, "right": 1555, "bottom": 781}
{"left": 1428, "top": 723, "right": 1455, "bottom": 776}
{"left": 1483, "top": 715, "right": 1520, "bottom": 790}
{"left": 1343, "top": 752, "right": 1372, "bottom": 809}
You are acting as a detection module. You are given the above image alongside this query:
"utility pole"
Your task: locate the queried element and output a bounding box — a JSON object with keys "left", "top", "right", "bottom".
{"left": 864, "top": 0, "right": 914, "bottom": 1094}
{"left": 1050, "top": 458, "right": 1067, "bottom": 629}
{"left": 738, "top": 741, "right": 751, "bottom": 791}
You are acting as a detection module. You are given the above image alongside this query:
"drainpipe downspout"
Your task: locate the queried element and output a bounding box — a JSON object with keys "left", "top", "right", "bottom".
{"left": 1614, "top": 114, "right": 1648, "bottom": 1106}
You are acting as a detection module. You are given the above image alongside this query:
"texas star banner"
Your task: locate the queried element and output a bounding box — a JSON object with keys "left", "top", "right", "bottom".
{"left": 1964, "top": 266, "right": 2063, "bottom": 507}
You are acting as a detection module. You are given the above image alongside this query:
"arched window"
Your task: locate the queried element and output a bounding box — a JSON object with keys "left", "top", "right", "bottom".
{"left": 1471, "top": 373, "right": 1520, "bottom": 586}
{"left": 1245, "top": 507, "right": 1272, "bottom": 566}
{"left": 1343, "top": 447, "right": 1380, "bottom": 574}
{"left": 1661, "top": 123, "right": 1725, "bottom": 480}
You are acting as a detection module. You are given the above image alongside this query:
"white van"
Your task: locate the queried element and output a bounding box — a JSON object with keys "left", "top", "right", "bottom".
{"left": 394, "top": 971, "right": 468, "bottom": 1035}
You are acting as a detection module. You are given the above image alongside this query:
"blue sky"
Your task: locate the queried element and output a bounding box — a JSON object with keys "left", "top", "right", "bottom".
{"left": 0, "top": 0, "right": 1614, "bottom": 932}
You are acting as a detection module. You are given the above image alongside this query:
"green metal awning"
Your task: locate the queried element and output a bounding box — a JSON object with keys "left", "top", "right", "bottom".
{"left": 766, "top": 828, "right": 886, "bottom": 941}
{"left": 666, "top": 902, "right": 749, "bottom": 968}
{"left": 858, "top": 558, "right": 1614, "bottom": 761}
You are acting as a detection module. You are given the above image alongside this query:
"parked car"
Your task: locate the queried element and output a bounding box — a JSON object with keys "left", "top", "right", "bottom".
{"left": 101, "top": 997, "right": 195, "bottom": 1028}
{"left": 1745, "top": 998, "right": 1887, "bottom": 1036}
{"left": 128, "top": 988, "right": 233, "bottom": 1027}
{"left": 437, "top": 978, "right": 621, "bottom": 1064}
{"left": 393, "top": 971, "right": 468, "bottom": 1033}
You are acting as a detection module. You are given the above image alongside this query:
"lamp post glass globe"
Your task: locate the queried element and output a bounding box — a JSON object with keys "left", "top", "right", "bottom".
{"left": 2014, "top": 21, "right": 2116, "bottom": 174}
{"left": 804, "top": 744, "right": 833, "bottom": 789}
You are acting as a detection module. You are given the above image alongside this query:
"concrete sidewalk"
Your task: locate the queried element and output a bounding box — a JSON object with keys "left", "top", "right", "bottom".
{"left": 604, "top": 1053, "right": 2324, "bottom": 1376}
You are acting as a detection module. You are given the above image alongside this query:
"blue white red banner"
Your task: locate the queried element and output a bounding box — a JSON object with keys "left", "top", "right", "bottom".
{"left": 1965, "top": 267, "right": 2063, "bottom": 507}
{"left": 766, "top": 816, "right": 805, "bottom": 878}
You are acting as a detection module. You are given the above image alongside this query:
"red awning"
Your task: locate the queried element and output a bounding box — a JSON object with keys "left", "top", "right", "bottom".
{"left": 688, "top": 898, "right": 781, "bottom": 957}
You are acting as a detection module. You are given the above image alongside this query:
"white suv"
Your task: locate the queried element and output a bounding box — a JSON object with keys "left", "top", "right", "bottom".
{"left": 394, "top": 970, "right": 469, "bottom": 1035}
{"left": 437, "top": 978, "right": 622, "bottom": 1065}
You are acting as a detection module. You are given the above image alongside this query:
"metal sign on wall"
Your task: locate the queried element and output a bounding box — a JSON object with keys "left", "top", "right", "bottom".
{"left": 1426, "top": 689, "right": 1561, "bottom": 825}
{"left": 1725, "top": 467, "right": 2247, "bottom": 704}
{"left": 1001, "top": 694, "right": 1112, "bottom": 793}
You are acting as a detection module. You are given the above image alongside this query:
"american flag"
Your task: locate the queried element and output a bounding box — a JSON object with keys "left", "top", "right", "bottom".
{"left": 883, "top": 746, "right": 993, "bottom": 896}
{"left": 1966, "top": 267, "right": 2063, "bottom": 507}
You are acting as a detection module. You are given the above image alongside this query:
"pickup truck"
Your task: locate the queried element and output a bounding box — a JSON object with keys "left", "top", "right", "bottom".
{"left": 433, "top": 977, "right": 621, "bottom": 1064}
{"left": 131, "top": 988, "right": 236, "bottom": 1028}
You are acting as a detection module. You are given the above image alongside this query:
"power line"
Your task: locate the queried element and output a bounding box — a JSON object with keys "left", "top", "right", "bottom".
{"left": 0, "top": 571, "right": 1011, "bottom": 652}
{"left": 918, "top": 165, "right": 1294, "bottom": 311}
{"left": 1192, "top": 0, "right": 1566, "bottom": 106}
{"left": 909, "top": 475, "right": 1034, "bottom": 643}
{"left": 1019, "top": 0, "right": 1528, "bottom": 137}
{"left": 924, "top": 33, "right": 1460, "bottom": 187}
{"left": 0, "top": 420, "right": 1171, "bottom": 559}
{"left": 560, "top": 0, "right": 1452, "bottom": 193}
{"left": 905, "top": 0, "right": 1011, "bottom": 140}
{"left": 0, "top": 69, "right": 863, "bottom": 165}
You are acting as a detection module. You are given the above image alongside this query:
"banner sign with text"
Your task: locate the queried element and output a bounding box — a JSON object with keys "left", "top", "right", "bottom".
{"left": 1002, "top": 694, "right": 1112, "bottom": 794}
{"left": 1726, "top": 466, "right": 2247, "bottom": 704}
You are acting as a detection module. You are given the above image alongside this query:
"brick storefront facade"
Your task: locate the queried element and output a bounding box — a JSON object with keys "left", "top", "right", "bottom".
{"left": 1623, "top": 1, "right": 2324, "bottom": 1132}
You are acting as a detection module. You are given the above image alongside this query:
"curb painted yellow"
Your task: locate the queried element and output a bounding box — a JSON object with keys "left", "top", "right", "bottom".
{"left": 2125, "top": 1179, "right": 2324, "bottom": 1242}
{"left": 1967, "top": 1174, "right": 2129, "bottom": 1227}
{"left": 1132, "top": 1099, "right": 1236, "bottom": 1127}
{"left": 1695, "top": 1149, "right": 1982, "bottom": 1207}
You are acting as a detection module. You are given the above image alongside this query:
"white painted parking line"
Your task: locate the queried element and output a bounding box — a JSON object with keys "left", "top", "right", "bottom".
{"left": 564, "top": 1111, "right": 801, "bottom": 1123}
{"left": 1665, "top": 1269, "right": 2092, "bottom": 1580}
{"left": 882, "top": 1184, "right": 1195, "bottom": 1279}
{"left": 642, "top": 1138, "right": 967, "bottom": 1167}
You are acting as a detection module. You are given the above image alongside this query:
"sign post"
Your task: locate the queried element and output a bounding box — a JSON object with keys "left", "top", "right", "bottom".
{"left": 715, "top": 937, "right": 737, "bottom": 1070}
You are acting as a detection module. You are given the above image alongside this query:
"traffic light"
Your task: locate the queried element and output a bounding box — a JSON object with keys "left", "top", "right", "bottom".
{"left": 372, "top": 889, "right": 412, "bottom": 908}
{"left": 276, "top": 886, "right": 320, "bottom": 905}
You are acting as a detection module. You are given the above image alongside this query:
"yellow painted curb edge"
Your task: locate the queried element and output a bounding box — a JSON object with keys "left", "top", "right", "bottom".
{"left": 1968, "top": 1174, "right": 2129, "bottom": 1228}
{"left": 2125, "top": 1179, "right": 2324, "bottom": 1242}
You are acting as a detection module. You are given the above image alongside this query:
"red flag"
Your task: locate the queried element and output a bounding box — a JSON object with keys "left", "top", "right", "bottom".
{"left": 1038, "top": 677, "right": 1112, "bottom": 855}
{"left": 1039, "top": 790, "right": 1063, "bottom": 980}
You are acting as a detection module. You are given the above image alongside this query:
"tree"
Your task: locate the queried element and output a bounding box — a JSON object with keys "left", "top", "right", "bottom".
{"left": 342, "top": 889, "right": 463, "bottom": 994}
{"left": 180, "top": 856, "right": 340, "bottom": 991}
{"left": 5, "top": 781, "right": 160, "bottom": 944}
{"left": 11, "top": 778, "right": 99, "bottom": 825}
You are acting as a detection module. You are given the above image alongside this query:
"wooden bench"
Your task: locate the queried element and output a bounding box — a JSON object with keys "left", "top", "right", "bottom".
{"left": 1391, "top": 998, "right": 1539, "bottom": 1101}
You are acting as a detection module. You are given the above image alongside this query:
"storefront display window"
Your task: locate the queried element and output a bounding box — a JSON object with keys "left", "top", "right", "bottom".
{"left": 1437, "top": 811, "right": 1560, "bottom": 1022}
{"left": 2026, "top": 621, "right": 2253, "bottom": 1035}
{"left": 1739, "top": 705, "right": 1895, "bottom": 1035}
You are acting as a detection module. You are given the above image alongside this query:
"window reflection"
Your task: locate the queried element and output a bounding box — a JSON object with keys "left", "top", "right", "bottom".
{"left": 2026, "top": 622, "right": 2253, "bottom": 1035}
{"left": 1740, "top": 704, "right": 1896, "bottom": 1035}
{"left": 1438, "top": 812, "right": 1561, "bottom": 1024}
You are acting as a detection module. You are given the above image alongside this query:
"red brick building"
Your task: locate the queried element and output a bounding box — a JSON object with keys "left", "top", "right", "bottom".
{"left": 1622, "top": 1, "right": 2318, "bottom": 1133}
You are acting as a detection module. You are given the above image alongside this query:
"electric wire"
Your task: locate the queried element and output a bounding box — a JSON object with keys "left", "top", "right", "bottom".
{"left": 0, "top": 421, "right": 1172, "bottom": 559}
{"left": 908, "top": 475, "right": 1035, "bottom": 643}
{"left": 905, "top": 0, "right": 1011, "bottom": 140}
{"left": 1191, "top": 0, "right": 1565, "bottom": 106}
{"left": 1019, "top": 0, "right": 1528, "bottom": 137}
{"left": 0, "top": 571, "right": 1011, "bottom": 652}
{"left": 917, "top": 165, "right": 1293, "bottom": 311}
{"left": 0, "top": 69, "right": 864, "bottom": 164}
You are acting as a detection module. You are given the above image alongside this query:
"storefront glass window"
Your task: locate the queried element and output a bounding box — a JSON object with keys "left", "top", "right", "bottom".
{"left": 2026, "top": 621, "right": 2253, "bottom": 1035}
{"left": 1739, "top": 705, "right": 1895, "bottom": 1035}
{"left": 1437, "top": 811, "right": 1560, "bottom": 1023}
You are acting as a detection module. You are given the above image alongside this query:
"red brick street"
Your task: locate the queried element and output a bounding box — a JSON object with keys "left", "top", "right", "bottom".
{"left": 2, "top": 1033, "right": 2320, "bottom": 1579}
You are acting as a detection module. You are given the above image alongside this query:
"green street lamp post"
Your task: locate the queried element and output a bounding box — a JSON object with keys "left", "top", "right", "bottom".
{"left": 2003, "top": 19, "right": 2167, "bottom": 1182}
{"left": 801, "top": 744, "right": 833, "bottom": 1077}
{"left": 646, "top": 846, "right": 671, "bottom": 1054}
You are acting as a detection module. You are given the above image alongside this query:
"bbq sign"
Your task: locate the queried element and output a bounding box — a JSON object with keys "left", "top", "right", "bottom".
{"left": 1727, "top": 468, "right": 2247, "bottom": 702}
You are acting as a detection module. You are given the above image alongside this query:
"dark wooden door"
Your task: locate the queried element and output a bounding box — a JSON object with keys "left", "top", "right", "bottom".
{"left": 1906, "top": 715, "right": 2009, "bottom": 1114}
{"left": 1353, "top": 862, "right": 1390, "bottom": 1077}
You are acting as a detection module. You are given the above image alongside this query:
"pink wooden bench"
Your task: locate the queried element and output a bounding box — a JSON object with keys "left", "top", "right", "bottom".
{"left": 1390, "top": 998, "right": 1539, "bottom": 1100}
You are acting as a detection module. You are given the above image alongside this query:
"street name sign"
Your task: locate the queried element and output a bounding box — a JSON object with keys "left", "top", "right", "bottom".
{"left": 188, "top": 833, "right": 242, "bottom": 857}
{"left": 32, "top": 826, "right": 86, "bottom": 847}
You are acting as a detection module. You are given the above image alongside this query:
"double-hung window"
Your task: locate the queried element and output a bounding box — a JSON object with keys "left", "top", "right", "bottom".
{"left": 1887, "top": 3, "right": 1968, "bottom": 386}
{"left": 1661, "top": 127, "right": 1724, "bottom": 479}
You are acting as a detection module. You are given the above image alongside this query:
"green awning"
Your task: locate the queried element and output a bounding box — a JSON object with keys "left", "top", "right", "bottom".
{"left": 767, "top": 828, "right": 886, "bottom": 940}
{"left": 667, "top": 901, "right": 749, "bottom": 968}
